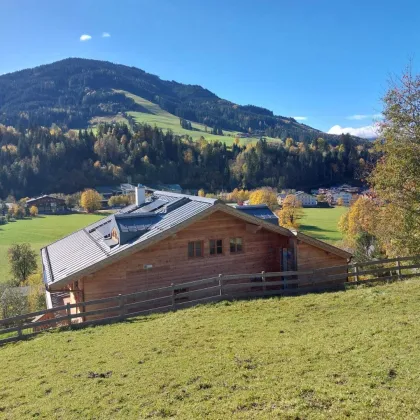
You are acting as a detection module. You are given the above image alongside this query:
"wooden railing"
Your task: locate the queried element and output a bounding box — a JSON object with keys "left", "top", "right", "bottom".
{"left": 1, "top": 255, "right": 419, "bottom": 346}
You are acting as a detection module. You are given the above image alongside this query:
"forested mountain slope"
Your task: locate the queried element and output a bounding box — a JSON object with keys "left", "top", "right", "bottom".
{"left": 0, "top": 58, "right": 352, "bottom": 143}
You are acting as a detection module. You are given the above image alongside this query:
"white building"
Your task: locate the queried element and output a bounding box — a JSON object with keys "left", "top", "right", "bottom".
{"left": 329, "top": 191, "right": 353, "bottom": 206}
{"left": 294, "top": 191, "right": 318, "bottom": 207}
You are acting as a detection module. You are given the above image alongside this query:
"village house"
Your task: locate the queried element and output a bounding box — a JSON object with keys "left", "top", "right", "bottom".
{"left": 327, "top": 191, "right": 353, "bottom": 206}
{"left": 41, "top": 186, "right": 351, "bottom": 318}
{"left": 26, "top": 195, "right": 66, "bottom": 214}
{"left": 294, "top": 191, "right": 318, "bottom": 207}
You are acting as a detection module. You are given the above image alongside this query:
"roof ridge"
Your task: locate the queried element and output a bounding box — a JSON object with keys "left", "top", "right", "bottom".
{"left": 153, "top": 190, "right": 218, "bottom": 204}
{"left": 82, "top": 228, "right": 110, "bottom": 256}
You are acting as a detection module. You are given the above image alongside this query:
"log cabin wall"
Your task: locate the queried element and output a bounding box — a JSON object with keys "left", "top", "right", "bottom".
{"left": 81, "top": 210, "right": 290, "bottom": 302}
{"left": 297, "top": 242, "right": 347, "bottom": 271}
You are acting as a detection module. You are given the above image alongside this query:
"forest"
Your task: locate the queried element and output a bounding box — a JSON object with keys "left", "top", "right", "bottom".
{"left": 0, "top": 121, "right": 371, "bottom": 200}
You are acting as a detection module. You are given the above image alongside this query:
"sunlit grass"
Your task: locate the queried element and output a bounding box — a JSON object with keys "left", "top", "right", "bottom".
{"left": 1, "top": 279, "right": 420, "bottom": 418}
{"left": 0, "top": 214, "right": 104, "bottom": 283}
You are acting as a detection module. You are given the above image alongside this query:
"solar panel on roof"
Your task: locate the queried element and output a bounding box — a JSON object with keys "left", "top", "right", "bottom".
{"left": 139, "top": 199, "right": 167, "bottom": 213}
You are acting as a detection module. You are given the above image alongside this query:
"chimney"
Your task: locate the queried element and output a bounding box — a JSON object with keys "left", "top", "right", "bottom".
{"left": 135, "top": 184, "right": 145, "bottom": 206}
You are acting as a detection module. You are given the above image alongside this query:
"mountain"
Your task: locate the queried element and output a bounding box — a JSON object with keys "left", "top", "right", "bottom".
{"left": 0, "top": 58, "right": 350, "bottom": 143}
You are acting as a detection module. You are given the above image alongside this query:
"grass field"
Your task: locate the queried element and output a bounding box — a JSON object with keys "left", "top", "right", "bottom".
{"left": 113, "top": 89, "right": 276, "bottom": 146}
{"left": 0, "top": 214, "right": 104, "bottom": 283}
{"left": 1, "top": 279, "right": 420, "bottom": 418}
{"left": 300, "top": 207, "right": 347, "bottom": 243}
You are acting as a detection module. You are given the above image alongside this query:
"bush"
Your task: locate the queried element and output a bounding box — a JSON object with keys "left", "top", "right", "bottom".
{"left": 0, "top": 216, "right": 7, "bottom": 225}
{"left": 0, "top": 288, "right": 29, "bottom": 320}
{"left": 29, "top": 205, "right": 38, "bottom": 217}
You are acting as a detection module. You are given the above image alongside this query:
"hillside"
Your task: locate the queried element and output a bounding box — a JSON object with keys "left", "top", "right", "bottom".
{"left": 1, "top": 280, "right": 420, "bottom": 418}
{"left": 0, "top": 58, "right": 351, "bottom": 143}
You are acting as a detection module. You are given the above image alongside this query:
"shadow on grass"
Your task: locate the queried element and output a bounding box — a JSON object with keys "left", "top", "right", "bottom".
{"left": 300, "top": 224, "right": 334, "bottom": 232}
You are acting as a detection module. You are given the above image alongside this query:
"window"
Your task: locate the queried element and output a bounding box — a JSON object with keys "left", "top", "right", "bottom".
{"left": 209, "top": 239, "right": 223, "bottom": 256}
{"left": 188, "top": 241, "right": 203, "bottom": 258}
{"left": 230, "top": 237, "right": 243, "bottom": 253}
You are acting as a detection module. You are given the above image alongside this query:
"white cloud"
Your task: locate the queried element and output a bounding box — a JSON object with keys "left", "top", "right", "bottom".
{"left": 292, "top": 116, "right": 307, "bottom": 121}
{"left": 80, "top": 34, "right": 92, "bottom": 41}
{"left": 347, "top": 114, "right": 369, "bottom": 120}
{"left": 347, "top": 113, "right": 383, "bottom": 121}
{"left": 327, "top": 124, "right": 379, "bottom": 139}
{"left": 102, "top": 32, "right": 111, "bottom": 38}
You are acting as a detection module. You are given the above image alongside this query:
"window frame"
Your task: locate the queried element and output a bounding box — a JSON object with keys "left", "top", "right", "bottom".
{"left": 209, "top": 238, "right": 224, "bottom": 256}
{"left": 188, "top": 240, "right": 204, "bottom": 258}
{"left": 229, "top": 237, "right": 243, "bottom": 254}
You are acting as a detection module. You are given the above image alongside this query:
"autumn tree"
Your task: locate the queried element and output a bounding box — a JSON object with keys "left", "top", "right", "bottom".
{"left": 277, "top": 195, "right": 304, "bottom": 229}
{"left": 338, "top": 197, "right": 383, "bottom": 261}
{"left": 108, "top": 195, "right": 130, "bottom": 207}
{"left": 369, "top": 67, "right": 420, "bottom": 256}
{"left": 29, "top": 205, "right": 38, "bottom": 217}
{"left": 80, "top": 189, "right": 102, "bottom": 213}
{"left": 249, "top": 188, "right": 277, "bottom": 210}
{"left": 8, "top": 243, "right": 37, "bottom": 286}
{"left": 336, "top": 197, "right": 344, "bottom": 206}
{"left": 198, "top": 188, "right": 205, "bottom": 197}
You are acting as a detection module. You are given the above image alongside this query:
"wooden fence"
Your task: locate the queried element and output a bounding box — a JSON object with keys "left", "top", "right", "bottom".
{"left": 1, "top": 255, "right": 419, "bottom": 346}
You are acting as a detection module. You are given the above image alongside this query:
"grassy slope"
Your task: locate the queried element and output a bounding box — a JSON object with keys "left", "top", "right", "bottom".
{"left": 0, "top": 214, "right": 104, "bottom": 283}
{"left": 300, "top": 207, "right": 347, "bottom": 243}
{"left": 1, "top": 280, "right": 420, "bottom": 418}
{"left": 114, "top": 89, "right": 276, "bottom": 146}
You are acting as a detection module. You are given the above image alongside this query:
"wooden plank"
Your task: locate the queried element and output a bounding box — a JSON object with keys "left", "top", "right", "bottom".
{"left": 174, "top": 284, "right": 221, "bottom": 299}
{"left": 0, "top": 325, "right": 22, "bottom": 335}
{"left": 348, "top": 272, "right": 419, "bottom": 286}
{"left": 124, "top": 295, "right": 171, "bottom": 310}
{"left": 349, "top": 255, "right": 420, "bottom": 268}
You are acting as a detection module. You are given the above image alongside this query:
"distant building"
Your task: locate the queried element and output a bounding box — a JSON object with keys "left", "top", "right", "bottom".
{"left": 26, "top": 195, "right": 66, "bottom": 214}
{"left": 294, "top": 192, "right": 318, "bottom": 207}
{"left": 328, "top": 191, "right": 353, "bottom": 207}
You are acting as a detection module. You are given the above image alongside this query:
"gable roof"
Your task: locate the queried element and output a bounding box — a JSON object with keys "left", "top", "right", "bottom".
{"left": 42, "top": 191, "right": 351, "bottom": 290}
{"left": 26, "top": 195, "right": 65, "bottom": 204}
{"left": 235, "top": 204, "right": 278, "bottom": 225}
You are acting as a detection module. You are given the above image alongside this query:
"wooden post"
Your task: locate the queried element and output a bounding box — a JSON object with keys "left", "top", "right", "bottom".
{"left": 17, "top": 324, "right": 22, "bottom": 339}
{"left": 396, "top": 259, "right": 402, "bottom": 280}
{"left": 354, "top": 264, "right": 359, "bottom": 283}
{"left": 261, "top": 271, "right": 266, "bottom": 294}
{"left": 66, "top": 303, "right": 71, "bottom": 327}
{"left": 218, "top": 274, "right": 223, "bottom": 296}
{"left": 171, "top": 283, "right": 175, "bottom": 308}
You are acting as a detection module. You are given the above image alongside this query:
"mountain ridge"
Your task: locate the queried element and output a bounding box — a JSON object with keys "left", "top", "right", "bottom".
{"left": 0, "top": 58, "right": 359, "bottom": 143}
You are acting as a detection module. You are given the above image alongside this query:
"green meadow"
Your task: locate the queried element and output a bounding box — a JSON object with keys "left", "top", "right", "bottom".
{"left": 300, "top": 206, "right": 347, "bottom": 243}
{"left": 0, "top": 214, "right": 104, "bottom": 283}
{"left": 114, "top": 90, "right": 274, "bottom": 145}
{"left": 1, "top": 279, "right": 420, "bottom": 418}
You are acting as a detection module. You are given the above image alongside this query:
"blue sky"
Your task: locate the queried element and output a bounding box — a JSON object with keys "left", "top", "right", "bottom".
{"left": 1, "top": 0, "right": 419, "bottom": 137}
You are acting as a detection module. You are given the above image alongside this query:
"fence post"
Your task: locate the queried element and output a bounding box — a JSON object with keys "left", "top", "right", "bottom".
{"left": 17, "top": 324, "right": 22, "bottom": 339}
{"left": 261, "top": 271, "right": 266, "bottom": 294}
{"left": 66, "top": 303, "right": 71, "bottom": 327}
{"left": 354, "top": 264, "right": 360, "bottom": 283}
{"left": 218, "top": 274, "right": 224, "bottom": 296}
{"left": 171, "top": 283, "right": 175, "bottom": 308}
{"left": 119, "top": 294, "right": 126, "bottom": 320}
{"left": 396, "top": 258, "right": 402, "bottom": 280}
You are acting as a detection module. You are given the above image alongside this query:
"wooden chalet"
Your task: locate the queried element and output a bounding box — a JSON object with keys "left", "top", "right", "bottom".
{"left": 26, "top": 195, "right": 66, "bottom": 214}
{"left": 41, "top": 186, "right": 351, "bottom": 318}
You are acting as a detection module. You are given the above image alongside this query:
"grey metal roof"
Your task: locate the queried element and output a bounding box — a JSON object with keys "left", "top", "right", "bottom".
{"left": 235, "top": 205, "right": 279, "bottom": 225}
{"left": 26, "top": 195, "right": 65, "bottom": 204}
{"left": 42, "top": 191, "right": 218, "bottom": 287}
